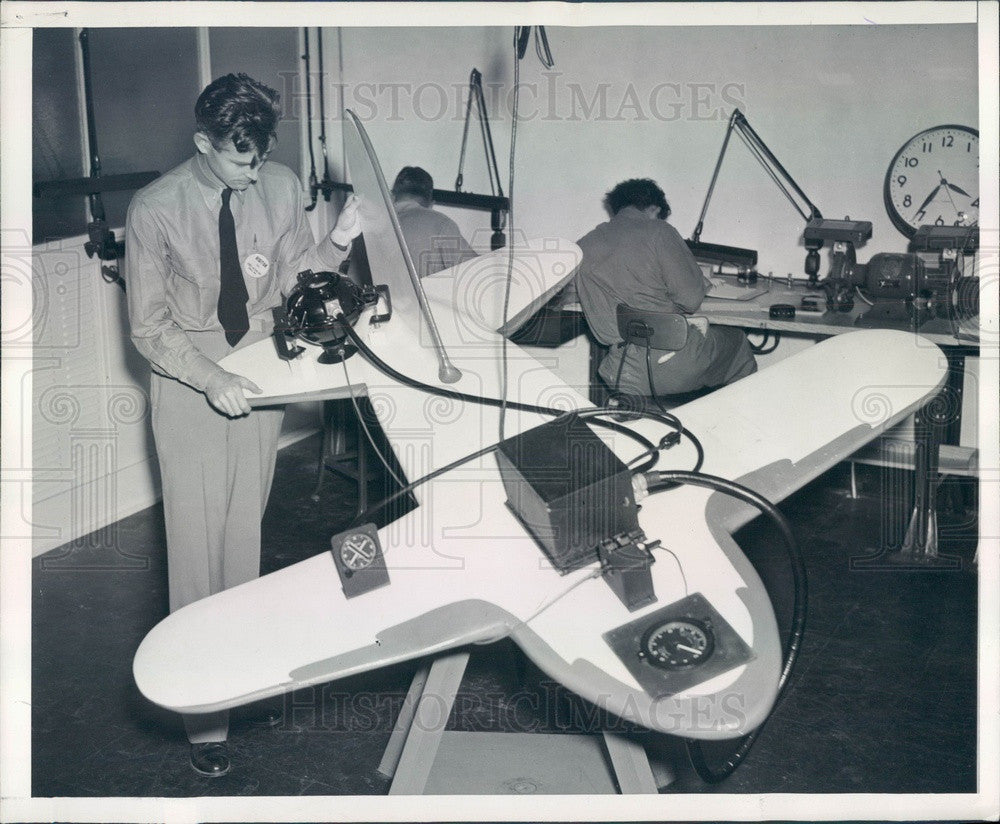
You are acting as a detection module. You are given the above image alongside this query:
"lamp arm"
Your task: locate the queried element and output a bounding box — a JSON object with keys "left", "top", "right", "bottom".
{"left": 691, "top": 109, "right": 823, "bottom": 244}
{"left": 731, "top": 110, "right": 822, "bottom": 222}
{"left": 691, "top": 109, "right": 739, "bottom": 244}
{"left": 456, "top": 69, "right": 505, "bottom": 199}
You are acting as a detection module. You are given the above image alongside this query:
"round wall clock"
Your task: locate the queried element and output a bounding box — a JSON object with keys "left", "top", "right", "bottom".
{"left": 883, "top": 125, "right": 979, "bottom": 238}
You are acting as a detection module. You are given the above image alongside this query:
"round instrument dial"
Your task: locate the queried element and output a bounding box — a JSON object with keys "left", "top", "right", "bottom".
{"left": 639, "top": 619, "right": 714, "bottom": 669}
{"left": 339, "top": 533, "right": 378, "bottom": 570}
{"left": 883, "top": 125, "right": 979, "bottom": 238}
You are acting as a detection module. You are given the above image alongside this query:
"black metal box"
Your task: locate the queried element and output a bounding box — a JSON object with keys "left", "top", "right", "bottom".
{"left": 495, "top": 417, "right": 638, "bottom": 573}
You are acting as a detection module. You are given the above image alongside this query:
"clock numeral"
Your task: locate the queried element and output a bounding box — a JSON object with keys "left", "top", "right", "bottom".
{"left": 902, "top": 195, "right": 911, "bottom": 208}
{"left": 942, "top": 135, "right": 954, "bottom": 148}
{"left": 905, "top": 157, "right": 919, "bottom": 167}
{"left": 967, "top": 143, "right": 972, "bottom": 152}
{"left": 896, "top": 174, "right": 907, "bottom": 186}
{"left": 972, "top": 198, "right": 979, "bottom": 208}
{"left": 935, "top": 216, "right": 945, "bottom": 226}
{"left": 922, "top": 141, "right": 932, "bottom": 153}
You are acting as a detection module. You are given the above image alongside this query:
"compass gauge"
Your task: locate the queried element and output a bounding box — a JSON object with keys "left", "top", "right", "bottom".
{"left": 639, "top": 619, "right": 714, "bottom": 669}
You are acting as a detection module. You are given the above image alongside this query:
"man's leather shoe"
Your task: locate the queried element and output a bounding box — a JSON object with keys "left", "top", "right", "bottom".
{"left": 190, "top": 742, "right": 230, "bottom": 778}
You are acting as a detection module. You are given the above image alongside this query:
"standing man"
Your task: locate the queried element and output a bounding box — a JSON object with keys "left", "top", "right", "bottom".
{"left": 574, "top": 178, "right": 756, "bottom": 397}
{"left": 125, "top": 73, "right": 361, "bottom": 777}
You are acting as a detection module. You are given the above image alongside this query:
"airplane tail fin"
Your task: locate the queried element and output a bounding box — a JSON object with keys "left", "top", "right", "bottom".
{"left": 343, "top": 109, "right": 461, "bottom": 383}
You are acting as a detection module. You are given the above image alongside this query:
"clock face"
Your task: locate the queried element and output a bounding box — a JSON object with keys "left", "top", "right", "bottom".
{"left": 884, "top": 125, "right": 979, "bottom": 238}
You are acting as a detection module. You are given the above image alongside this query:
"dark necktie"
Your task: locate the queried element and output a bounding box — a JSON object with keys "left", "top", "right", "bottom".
{"left": 217, "top": 188, "right": 249, "bottom": 346}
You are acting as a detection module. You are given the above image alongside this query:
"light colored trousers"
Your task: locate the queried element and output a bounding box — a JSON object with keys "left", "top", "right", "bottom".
{"left": 150, "top": 328, "right": 284, "bottom": 743}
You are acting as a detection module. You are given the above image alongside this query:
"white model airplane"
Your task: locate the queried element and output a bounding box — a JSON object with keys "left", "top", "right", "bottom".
{"left": 133, "top": 111, "right": 946, "bottom": 764}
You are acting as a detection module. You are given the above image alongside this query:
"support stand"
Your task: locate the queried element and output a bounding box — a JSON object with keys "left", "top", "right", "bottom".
{"left": 851, "top": 391, "right": 962, "bottom": 570}
{"left": 378, "top": 650, "right": 664, "bottom": 795}
{"left": 312, "top": 399, "right": 368, "bottom": 519}
{"left": 896, "top": 395, "right": 950, "bottom": 563}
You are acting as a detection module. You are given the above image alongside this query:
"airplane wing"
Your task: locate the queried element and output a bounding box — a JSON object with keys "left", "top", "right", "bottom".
{"left": 133, "top": 111, "right": 948, "bottom": 741}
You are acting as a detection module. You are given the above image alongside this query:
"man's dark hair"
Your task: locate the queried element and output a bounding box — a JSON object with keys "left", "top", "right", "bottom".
{"left": 391, "top": 166, "right": 434, "bottom": 207}
{"left": 604, "top": 178, "right": 671, "bottom": 220}
{"left": 195, "top": 73, "right": 281, "bottom": 158}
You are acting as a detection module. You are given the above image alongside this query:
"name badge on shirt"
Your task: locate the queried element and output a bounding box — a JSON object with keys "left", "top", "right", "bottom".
{"left": 243, "top": 253, "right": 270, "bottom": 279}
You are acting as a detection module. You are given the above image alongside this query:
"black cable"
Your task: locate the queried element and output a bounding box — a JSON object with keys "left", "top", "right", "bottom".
{"left": 535, "top": 26, "right": 555, "bottom": 68}
{"left": 642, "top": 469, "right": 806, "bottom": 784}
{"left": 350, "top": 405, "right": 693, "bottom": 529}
{"left": 335, "top": 317, "right": 666, "bottom": 466}
{"left": 643, "top": 342, "right": 672, "bottom": 417}
{"left": 747, "top": 330, "right": 780, "bottom": 356}
{"left": 330, "top": 310, "right": 712, "bottom": 527}
{"left": 627, "top": 420, "right": 704, "bottom": 477}
{"left": 301, "top": 28, "right": 319, "bottom": 212}
{"left": 315, "top": 27, "right": 333, "bottom": 192}
{"left": 499, "top": 31, "right": 522, "bottom": 443}
{"left": 349, "top": 440, "right": 498, "bottom": 530}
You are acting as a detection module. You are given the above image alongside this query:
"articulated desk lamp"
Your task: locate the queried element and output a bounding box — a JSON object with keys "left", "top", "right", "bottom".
{"left": 688, "top": 109, "right": 872, "bottom": 310}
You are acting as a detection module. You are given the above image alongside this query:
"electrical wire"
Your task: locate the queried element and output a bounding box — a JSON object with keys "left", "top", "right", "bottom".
{"left": 659, "top": 546, "right": 689, "bottom": 597}
{"left": 626, "top": 418, "right": 704, "bottom": 475}
{"left": 746, "top": 330, "right": 780, "bottom": 355}
{"left": 336, "top": 316, "right": 660, "bottom": 454}
{"left": 332, "top": 315, "right": 711, "bottom": 523}
{"left": 854, "top": 285, "right": 874, "bottom": 306}
{"left": 331, "top": 313, "right": 712, "bottom": 529}
{"left": 349, "top": 440, "right": 499, "bottom": 530}
{"left": 340, "top": 358, "right": 406, "bottom": 490}
{"left": 346, "top": 404, "right": 681, "bottom": 529}
{"left": 641, "top": 469, "right": 806, "bottom": 784}
{"left": 498, "top": 31, "right": 523, "bottom": 443}
{"left": 643, "top": 344, "right": 672, "bottom": 418}
{"left": 534, "top": 26, "right": 555, "bottom": 68}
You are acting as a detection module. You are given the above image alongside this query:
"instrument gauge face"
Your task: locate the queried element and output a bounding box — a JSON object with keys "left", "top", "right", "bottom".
{"left": 639, "top": 619, "right": 714, "bottom": 669}
{"left": 340, "top": 533, "right": 379, "bottom": 570}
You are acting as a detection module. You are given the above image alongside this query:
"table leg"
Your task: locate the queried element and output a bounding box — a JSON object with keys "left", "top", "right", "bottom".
{"left": 899, "top": 396, "right": 945, "bottom": 558}
{"left": 388, "top": 651, "right": 471, "bottom": 795}
{"left": 601, "top": 732, "right": 659, "bottom": 793}
{"left": 377, "top": 663, "right": 430, "bottom": 779}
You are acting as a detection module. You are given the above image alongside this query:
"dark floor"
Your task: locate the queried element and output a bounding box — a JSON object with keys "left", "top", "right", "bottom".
{"left": 32, "top": 430, "right": 980, "bottom": 798}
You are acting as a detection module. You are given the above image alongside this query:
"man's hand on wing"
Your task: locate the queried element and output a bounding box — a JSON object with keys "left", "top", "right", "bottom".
{"left": 330, "top": 194, "right": 363, "bottom": 249}
{"left": 205, "top": 370, "right": 262, "bottom": 417}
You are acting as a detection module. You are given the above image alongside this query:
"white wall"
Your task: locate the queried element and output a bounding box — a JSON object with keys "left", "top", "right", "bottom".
{"left": 29, "top": 233, "right": 324, "bottom": 558}
{"left": 332, "top": 24, "right": 978, "bottom": 276}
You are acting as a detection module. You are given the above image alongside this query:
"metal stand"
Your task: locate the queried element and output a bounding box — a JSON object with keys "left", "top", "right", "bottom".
{"left": 851, "top": 392, "right": 962, "bottom": 569}
{"left": 379, "top": 650, "right": 662, "bottom": 795}
{"left": 312, "top": 399, "right": 367, "bottom": 519}
{"left": 897, "top": 397, "right": 947, "bottom": 561}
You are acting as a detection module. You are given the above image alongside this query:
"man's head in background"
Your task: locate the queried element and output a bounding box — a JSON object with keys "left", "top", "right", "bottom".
{"left": 391, "top": 166, "right": 434, "bottom": 208}
{"left": 603, "top": 178, "right": 671, "bottom": 220}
